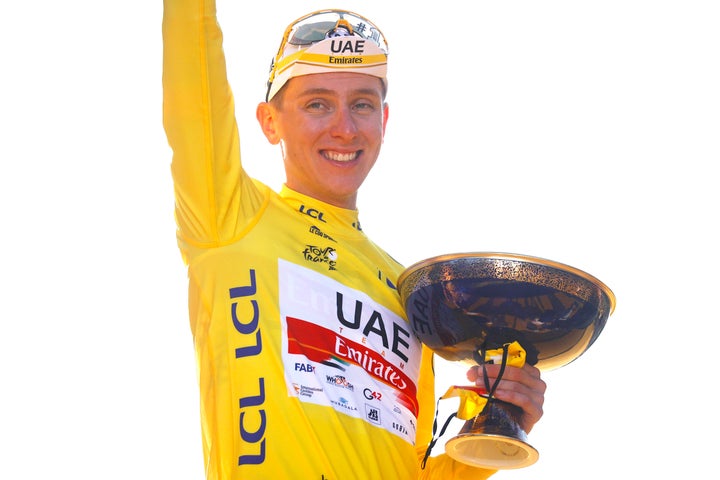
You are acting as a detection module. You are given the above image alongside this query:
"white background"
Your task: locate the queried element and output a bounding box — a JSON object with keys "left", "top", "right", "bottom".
{"left": 1, "top": 1, "right": 718, "bottom": 479}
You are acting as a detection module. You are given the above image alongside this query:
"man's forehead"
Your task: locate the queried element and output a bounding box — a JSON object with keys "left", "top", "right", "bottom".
{"left": 286, "top": 73, "right": 385, "bottom": 96}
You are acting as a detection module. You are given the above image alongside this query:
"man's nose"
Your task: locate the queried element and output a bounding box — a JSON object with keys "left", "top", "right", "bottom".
{"left": 330, "top": 106, "right": 358, "bottom": 137}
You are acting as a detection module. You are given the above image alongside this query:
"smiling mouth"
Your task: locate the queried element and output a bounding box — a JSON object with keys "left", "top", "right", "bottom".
{"left": 323, "top": 150, "right": 359, "bottom": 162}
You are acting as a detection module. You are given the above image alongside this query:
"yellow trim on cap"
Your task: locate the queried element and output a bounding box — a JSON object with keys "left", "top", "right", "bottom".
{"left": 274, "top": 51, "right": 387, "bottom": 77}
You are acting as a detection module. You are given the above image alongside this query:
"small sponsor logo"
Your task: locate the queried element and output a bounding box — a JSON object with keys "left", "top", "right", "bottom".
{"left": 363, "top": 388, "right": 382, "bottom": 401}
{"left": 365, "top": 404, "right": 381, "bottom": 425}
{"left": 330, "top": 397, "right": 358, "bottom": 411}
{"left": 392, "top": 422, "right": 408, "bottom": 435}
{"left": 292, "top": 383, "right": 323, "bottom": 399}
{"left": 326, "top": 375, "right": 354, "bottom": 391}
{"left": 294, "top": 362, "right": 315, "bottom": 373}
{"left": 309, "top": 225, "right": 336, "bottom": 242}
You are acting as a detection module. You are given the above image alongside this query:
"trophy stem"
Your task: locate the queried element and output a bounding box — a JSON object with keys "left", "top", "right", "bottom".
{"left": 444, "top": 398, "right": 539, "bottom": 470}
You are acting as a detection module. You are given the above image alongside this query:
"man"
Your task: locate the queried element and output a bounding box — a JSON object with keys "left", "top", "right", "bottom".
{"left": 162, "top": 1, "right": 546, "bottom": 478}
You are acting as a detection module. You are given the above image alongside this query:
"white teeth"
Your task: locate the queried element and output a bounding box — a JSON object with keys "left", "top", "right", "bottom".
{"left": 324, "top": 151, "right": 357, "bottom": 162}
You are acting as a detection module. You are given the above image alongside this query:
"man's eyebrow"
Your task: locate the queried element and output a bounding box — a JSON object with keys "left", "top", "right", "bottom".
{"left": 298, "top": 87, "right": 382, "bottom": 98}
{"left": 298, "top": 87, "right": 334, "bottom": 96}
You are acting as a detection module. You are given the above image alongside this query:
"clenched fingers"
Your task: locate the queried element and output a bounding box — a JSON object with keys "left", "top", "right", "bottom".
{"left": 466, "top": 363, "right": 547, "bottom": 433}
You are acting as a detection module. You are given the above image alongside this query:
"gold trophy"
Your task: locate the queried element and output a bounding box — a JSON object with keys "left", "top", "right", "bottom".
{"left": 397, "top": 252, "right": 615, "bottom": 470}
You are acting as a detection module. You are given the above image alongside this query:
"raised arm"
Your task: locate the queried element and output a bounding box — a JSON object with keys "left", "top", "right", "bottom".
{"left": 162, "top": 0, "right": 259, "bottom": 253}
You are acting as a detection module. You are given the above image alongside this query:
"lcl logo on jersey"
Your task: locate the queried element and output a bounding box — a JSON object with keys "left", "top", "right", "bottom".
{"left": 377, "top": 268, "right": 396, "bottom": 290}
{"left": 299, "top": 204, "right": 326, "bottom": 223}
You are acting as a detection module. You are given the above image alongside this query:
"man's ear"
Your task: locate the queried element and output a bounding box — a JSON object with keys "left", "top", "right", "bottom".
{"left": 256, "top": 102, "right": 281, "bottom": 145}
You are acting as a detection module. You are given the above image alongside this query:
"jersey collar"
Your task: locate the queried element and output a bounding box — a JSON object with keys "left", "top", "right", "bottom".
{"left": 280, "top": 185, "right": 364, "bottom": 233}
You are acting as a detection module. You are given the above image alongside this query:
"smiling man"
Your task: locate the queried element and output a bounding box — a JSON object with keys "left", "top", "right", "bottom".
{"left": 256, "top": 71, "right": 387, "bottom": 209}
{"left": 162, "top": 2, "right": 546, "bottom": 479}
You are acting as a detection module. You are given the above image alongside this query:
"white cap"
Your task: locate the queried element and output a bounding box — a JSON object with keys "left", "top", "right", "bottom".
{"left": 266, "top": 10, "right": 389, "bottom": 101}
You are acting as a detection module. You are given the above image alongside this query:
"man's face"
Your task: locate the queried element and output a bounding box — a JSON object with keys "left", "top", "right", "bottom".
{"left": 262, "top": 72, "right": 388, "bottom": 209}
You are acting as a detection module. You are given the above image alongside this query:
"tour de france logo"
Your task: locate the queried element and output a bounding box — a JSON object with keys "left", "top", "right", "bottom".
{"left": 303, "top": 245, "right": 337, "bottom": 271}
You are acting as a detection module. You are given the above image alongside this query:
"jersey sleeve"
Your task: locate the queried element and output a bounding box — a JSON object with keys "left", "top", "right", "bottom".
{"left": 162, "top": 0, "right": 265, "bottom": 258}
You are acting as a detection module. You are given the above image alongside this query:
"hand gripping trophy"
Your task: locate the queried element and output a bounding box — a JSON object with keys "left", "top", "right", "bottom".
{"left": 397, "top": 252, "right": 615, "bottom": 470}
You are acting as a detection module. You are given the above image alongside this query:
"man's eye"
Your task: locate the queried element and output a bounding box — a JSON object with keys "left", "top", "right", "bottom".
{"left": 304, "top": 99, "right": 333, "bottom": 111}
{"left": 353, "top": 102, "right": 374, "bottom": 111}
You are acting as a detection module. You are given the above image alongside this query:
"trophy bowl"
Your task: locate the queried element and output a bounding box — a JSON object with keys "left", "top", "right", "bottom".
{"left": 397, "top": 252, "right": 615, "bottom": 470}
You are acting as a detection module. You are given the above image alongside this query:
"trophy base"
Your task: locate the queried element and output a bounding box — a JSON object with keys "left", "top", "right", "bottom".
{"left": 444, "top": 399, "right": 539, "bottom": 470}
{"left": 445, "top": 433, "right": 539, "bottom": 470}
